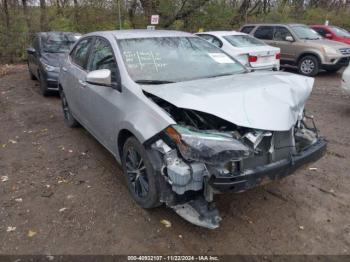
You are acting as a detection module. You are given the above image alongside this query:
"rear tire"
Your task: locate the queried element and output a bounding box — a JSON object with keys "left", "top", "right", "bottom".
{"left": 121, "top": 136, "right": 161, "bottom": 209}
{"left": 28, "top": 63, "right": 36, "bottom": 80}
{"left": 298, "top": 55, "right": 319, "bottom": 76}
{"left": 59, "top": 88, "right": 79, "bottom": 128}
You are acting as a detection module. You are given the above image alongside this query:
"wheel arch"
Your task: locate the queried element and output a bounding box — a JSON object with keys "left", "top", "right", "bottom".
{"left": 117, "top": 129, "right": 137, "bottom": 162}
{"left": 297, "top": 52, "right": 322, "bottom": 64}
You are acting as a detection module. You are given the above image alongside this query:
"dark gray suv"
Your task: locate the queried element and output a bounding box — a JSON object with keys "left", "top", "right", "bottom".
{"left": 241, "top": 23, "right": 350, "bottom": 76}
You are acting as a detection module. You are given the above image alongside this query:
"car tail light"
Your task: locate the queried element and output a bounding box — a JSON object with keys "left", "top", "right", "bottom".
{"left": 248, "top": 56, "right": 258, "bottom": 63}
{"left": 276, "top": 53, "right": 281, "bottom": 60}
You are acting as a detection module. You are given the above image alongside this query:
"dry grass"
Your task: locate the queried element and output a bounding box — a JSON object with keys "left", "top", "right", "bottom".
{"left": 0, "top": 64, "right": 26, "bottom": 78}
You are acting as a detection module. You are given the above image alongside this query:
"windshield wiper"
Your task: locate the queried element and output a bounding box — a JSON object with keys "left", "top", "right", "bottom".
{"left": 135, "top": 80, "right": 175, "bottom": 85}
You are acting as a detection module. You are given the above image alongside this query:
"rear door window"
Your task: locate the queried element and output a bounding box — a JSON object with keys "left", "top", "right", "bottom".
{"left": 241, "top": 26, "right": 255, "bottom": 34}
{"left": 254, "top": 26, "right": 274, "bottom": 40}
{"left": 197, "top": 34, "right": 222, "bottom": 48}
{"left": 70, "top": 38, "right": 93, "bottom": 70}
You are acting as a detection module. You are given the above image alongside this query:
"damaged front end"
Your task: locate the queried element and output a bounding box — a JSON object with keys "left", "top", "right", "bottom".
{"left": 144, "top": 94, "right": 327, "bottom": 229}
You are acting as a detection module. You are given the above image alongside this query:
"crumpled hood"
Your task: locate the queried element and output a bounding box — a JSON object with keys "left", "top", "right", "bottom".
{"left": 142, "top": 71, "right": 314, "bottom": 131}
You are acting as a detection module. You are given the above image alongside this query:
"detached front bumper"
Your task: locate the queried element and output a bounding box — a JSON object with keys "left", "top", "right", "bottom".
{"left": 209, "top": 137, "right": 327, "bottom": 193}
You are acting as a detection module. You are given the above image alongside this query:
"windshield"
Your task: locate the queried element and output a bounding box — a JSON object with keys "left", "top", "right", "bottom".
{"left": 223, "top": 34, "right": 266, "bottom": 47}
{"left": 292, "top": 26, "right": 321, "bottom": 40}
{"left": 117, "top": 37, "right": 246, "bottom": 83}
{"left": 331, "top": 26, "right": 350, "bottom": 38}
{"left": 42, "top": 33, "right": 80, "bottom": 53}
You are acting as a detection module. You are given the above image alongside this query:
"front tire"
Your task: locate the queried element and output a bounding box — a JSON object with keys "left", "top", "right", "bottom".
{"left": 59, "top": 88, "right": 79, "bottom": 128}
{"left": 38, "top": 71, "right": 50, "bottom": 96}
{"left": 121, "top": 137, "right": 161, "bottom": 209}
{"left": 298, "top": 55, "right": 319, "bottom": 76}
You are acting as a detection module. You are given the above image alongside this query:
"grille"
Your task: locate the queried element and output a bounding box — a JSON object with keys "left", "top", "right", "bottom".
{"left": 339, "top": 48, "right": 350, "bottom": 55}
{"left": 241, "top": 130, "right": 295, "bottom": 170}
{"left": 339, "top": 57, "right": 350, "bottom": 65}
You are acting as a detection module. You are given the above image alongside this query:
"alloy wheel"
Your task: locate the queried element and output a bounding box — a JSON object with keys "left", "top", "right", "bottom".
{"left": 125, "top": 147, "right": 149, "bottom": 199}
{"left": 301, "top": 59, "right": 315, "bottom": 75}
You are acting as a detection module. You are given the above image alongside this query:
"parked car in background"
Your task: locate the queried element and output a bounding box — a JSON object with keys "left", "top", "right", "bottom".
{"left": 27, "top": 32, "right": 81, "bottom": 96}
{"left": 58, "top": 30, "right": 326, "bottom": 229}
{"left": 311, "top": 25, "right": 350, "bottom": 45}
{"left": 196, "top": 31, "right": 280, "bottom": 71}
{"left": 240, "top": 23, "right": 350, "bottom": 76}
{"left": 342, "top": 65, "right": 350, "bottom": 95}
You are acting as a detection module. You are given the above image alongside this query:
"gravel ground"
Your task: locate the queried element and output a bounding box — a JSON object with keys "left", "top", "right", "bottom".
{"left": 0, "top": 65, "right": 350, "bottom": 255}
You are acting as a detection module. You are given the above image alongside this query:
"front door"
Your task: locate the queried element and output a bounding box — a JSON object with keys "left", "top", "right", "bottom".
{"left": 84, "top": 37, "right": 123, "bottom": 151}
{"left": 272, "top": 26, "right": 296, "bottom": 62}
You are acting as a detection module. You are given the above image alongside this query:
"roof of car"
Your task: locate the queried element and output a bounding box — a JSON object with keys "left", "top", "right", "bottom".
{"left": 38, "top": 31, "right": 81, "bottom": 36}
{"left": 311, "top": 25, "right": 333, "bottom": 28}
{"left": 196, "top": 31, "right": 247, "bottom": 37}
{"left": 85, "top": 30, "right": 193, "bottom": 39}
{"left": 242, "top": 23, "right": 306, "bottom": 27}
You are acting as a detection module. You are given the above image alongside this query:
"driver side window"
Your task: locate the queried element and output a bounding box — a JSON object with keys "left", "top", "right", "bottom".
{"left": 88, "top": 38, "right": 119, "bottom": 86}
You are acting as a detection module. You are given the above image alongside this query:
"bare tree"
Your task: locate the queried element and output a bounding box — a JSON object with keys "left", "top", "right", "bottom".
{"left": 127, "top": 0, "right": 140, "bottom": 28}
{"left": 73, "top": 0, "right": 79, "bottom": 26}
{"left": 21, "top": 0, "right": 31, "bottom": 33}
{"left": 161, "top": 0, "right": 211, "bottom": 28}
{"left": 40, "top": 0, "right": 47, "bottom": 31}
{"left": 230, "top": 0, "right": 263, "bottom": 26}
{"left": 3, "top": 0, "right": 10, "bottom": 30}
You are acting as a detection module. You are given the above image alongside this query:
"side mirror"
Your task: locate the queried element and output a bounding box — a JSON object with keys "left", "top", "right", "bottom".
{"left": 27, "top": 47, "right": 36, "bottom": 55}
{"left": 285, "top": 36, "right": 294, "bottom": 42}
{"left": 86, "top": 69, "right": 111, "bottom": 87}
{"left": 325, "top": 33, "right": 333, "bottom": 39}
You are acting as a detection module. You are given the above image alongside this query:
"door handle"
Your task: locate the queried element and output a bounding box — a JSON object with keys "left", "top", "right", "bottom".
{"left": 62, "top": 67, "right": 68, "bottom": 72}
{"left": 79, "top": 80, "right": 87, "bottom": 88}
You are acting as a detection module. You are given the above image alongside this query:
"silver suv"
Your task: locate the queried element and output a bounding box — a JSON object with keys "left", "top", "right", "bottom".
{"left": 241, "top": 23, "right": 350, "bottom": 76}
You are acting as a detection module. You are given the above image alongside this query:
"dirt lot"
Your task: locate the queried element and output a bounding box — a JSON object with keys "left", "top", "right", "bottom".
{"left": 0, "top": 65, "right": 350, "bottom": 255}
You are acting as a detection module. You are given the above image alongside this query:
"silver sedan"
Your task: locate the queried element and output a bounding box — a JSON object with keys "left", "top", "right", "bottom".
{"left": 58, "top": 30, "right": 327, "bottom": 229}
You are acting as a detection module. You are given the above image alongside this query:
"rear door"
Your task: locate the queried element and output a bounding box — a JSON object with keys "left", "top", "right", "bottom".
{"left": 272, "top": 26, "right": 296, "bottom": 61}
{"left": 62, "top": 37, "right": 94, "bottom": 124}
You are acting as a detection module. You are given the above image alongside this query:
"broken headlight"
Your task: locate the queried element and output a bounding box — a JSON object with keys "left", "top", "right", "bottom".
{"left": 165, "top": 125, "right": 252, "bottom": 165}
